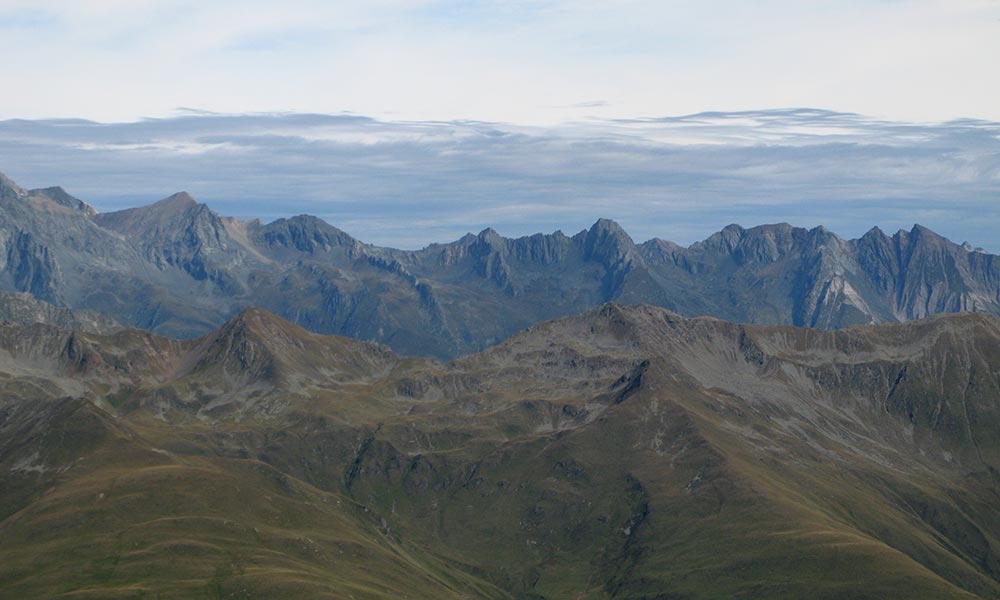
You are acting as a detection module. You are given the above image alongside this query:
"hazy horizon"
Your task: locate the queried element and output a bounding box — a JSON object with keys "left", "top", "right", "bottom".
{"left": 2, "top": 107, "right": 998, "bottom": 252}
{"left": 4, "top": 1, "right": 998, "bottom": 250}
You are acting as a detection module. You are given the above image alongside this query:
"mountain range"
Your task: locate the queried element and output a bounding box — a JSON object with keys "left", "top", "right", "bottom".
{"left": 2, "top": 170, "right": 999, "bottom": 359}
{"left": 4, "top": 167, "right": 1000, "bottom": 597}
{"left": 1, "top": 304, "right": 999, "bottom": 598}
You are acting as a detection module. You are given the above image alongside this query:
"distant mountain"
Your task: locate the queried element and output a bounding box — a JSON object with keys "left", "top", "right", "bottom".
{"left": 2, "top": 170, "right": 999, "bottom": 358}
{"left": 0, "top": 291, "right": 122, "bottom": 335}
{"left": 2, "top": 305, "right": 999, "bottom": 598}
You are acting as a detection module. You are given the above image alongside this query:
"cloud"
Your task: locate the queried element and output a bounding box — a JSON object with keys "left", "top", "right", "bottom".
{"left": 1, "top": 109, "right": 998, "bottom": 251}
{"left": 1, "top": 1, "right": 998, "bottom": 125}
{"left": 0, "top": 7, "right": 58, "bottom": 29}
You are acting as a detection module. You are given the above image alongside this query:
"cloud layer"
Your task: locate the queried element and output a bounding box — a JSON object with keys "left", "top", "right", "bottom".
{"left": 1, "top": 109, "right": 998, "bottom": 251}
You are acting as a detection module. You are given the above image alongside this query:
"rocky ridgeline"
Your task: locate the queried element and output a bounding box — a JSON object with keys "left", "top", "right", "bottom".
{"left": 1, "top": 170, "right": 998, "bottom": 359}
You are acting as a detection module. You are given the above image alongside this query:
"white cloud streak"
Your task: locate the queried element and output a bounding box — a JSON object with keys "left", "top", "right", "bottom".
{"left": 0, "top": 109, "right": 997, "bottom": 251}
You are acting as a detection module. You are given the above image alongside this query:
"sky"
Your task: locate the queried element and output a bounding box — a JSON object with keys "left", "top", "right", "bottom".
{"left": 0, "top": 1, "right": 998, "bottom": 250}
{"left": 2, "top": 109, "right": 998, "bottom": 251}
{"left": 2, "top": 0, "right": 1000, "bottom": 123}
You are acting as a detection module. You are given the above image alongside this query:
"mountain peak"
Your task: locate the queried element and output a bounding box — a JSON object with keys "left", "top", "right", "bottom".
{"left": 94, "top": 191, "right": 204, "bottom": 229}
{"left": 579, "top": 221, "right": 641, "bottom": 298}
{"left": 154, "top": 191, "right": 198, "bottom": 210}
{"left": 700, "top": 223, "right": 746, "bottom": 252}
{"left": 746, "top": 223, "right": 795, "bottom": 236}
{"left": 589, "top": 218, "right": 628, "bottom": 236}
{"left": 190, "top": 307, "right": 306, "bottom": 383}
{"left": 279, "top": 214, "right": 355, "bottom": 240}
{"left": 961, "top": 241, "right": 987, "bottom": 254}
{"left": 901, "top": 224, "right": 952, "bottom": 250}
{"left": 28, "top": 186, "right": 98, "bottom": 216}
{"left": 908, "top": 223, "right": 948, "bottom": 241}
{"left": 188, "top": 306, "right": 397, "bottom": 388}
{"left": 219, "top": 306, "right": 302, "bottom": 338}
{"left": 473, "top": 227, "right": 508, "bottom": 253}
{"left": 258, "top": 214, "right": 360, "bottom": 253}
{"left": 0, "top": 170, "right": 26, "bottom": 199}
{"left": 476, "top": 227, "right": 503, "bottom": 241}
{"left": 583, "top": 218, "right": 637, "bottom": 263}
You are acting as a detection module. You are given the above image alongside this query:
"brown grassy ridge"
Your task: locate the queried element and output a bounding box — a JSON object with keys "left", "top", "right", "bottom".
{"left": 1, "top": 304, "right": 999, "bottom": 598}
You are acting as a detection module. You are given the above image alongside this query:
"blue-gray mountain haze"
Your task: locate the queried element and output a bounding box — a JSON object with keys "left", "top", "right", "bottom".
{"left": 1, "top": 168, "right": 998, "bottom": 359}
{"left": 1, "top": 109, "right": 997, "bottom": 252}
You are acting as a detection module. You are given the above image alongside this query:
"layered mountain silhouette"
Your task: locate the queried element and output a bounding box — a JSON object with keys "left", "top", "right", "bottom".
{"left": 1, "top": 305, "right": 999, "bottom": 598}
{"left": 2, "top": 170, "right": 999, "bottom": 359}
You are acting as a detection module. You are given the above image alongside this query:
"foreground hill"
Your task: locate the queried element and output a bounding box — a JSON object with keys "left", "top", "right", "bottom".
{"left": 2, "top": 170, "right": 1000, "bottom": 358}
{"left": 1, "top": 305, "right": 999, "bottom": 598}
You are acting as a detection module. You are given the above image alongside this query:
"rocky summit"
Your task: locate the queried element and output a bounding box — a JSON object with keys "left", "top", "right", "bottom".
{"left": 2, "top": 170, "right": 999, "bottom": 359}
{"left": 1, "top": 304, "right": 999, "bottom": 598}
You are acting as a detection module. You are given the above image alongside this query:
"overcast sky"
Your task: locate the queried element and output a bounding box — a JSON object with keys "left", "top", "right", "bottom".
{"left": 1, "top": 0, "right": 999, "bottom": 123}
{"left": 0, "top": 1, "right": 997, "bottom": 250}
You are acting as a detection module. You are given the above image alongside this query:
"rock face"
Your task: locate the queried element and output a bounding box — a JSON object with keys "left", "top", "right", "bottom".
{"left": 0, "top": 291, "right": 122, "bottom": 335}
{"left": 1, "top": 305, "right": 1000, "bottom": 598}
{"left": 2, "top": 170, "right": 999, "bottom": 359}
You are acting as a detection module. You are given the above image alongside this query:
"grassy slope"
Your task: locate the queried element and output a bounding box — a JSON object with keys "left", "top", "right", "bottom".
{"left": 0, "top": 400, "right": 509, "bottom": 600}
{"left": 1, "top": 307, "right": 999, "bottom": 598}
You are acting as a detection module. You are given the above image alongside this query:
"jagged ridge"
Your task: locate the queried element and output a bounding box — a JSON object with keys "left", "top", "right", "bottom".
{"left": 1, "top": 169, "right": 999, "bottom": 359}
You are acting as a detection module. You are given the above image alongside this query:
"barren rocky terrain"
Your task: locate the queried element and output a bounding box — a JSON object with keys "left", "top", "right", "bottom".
{"left": 3, "top": 170, "right": 999, "bottom": 359}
